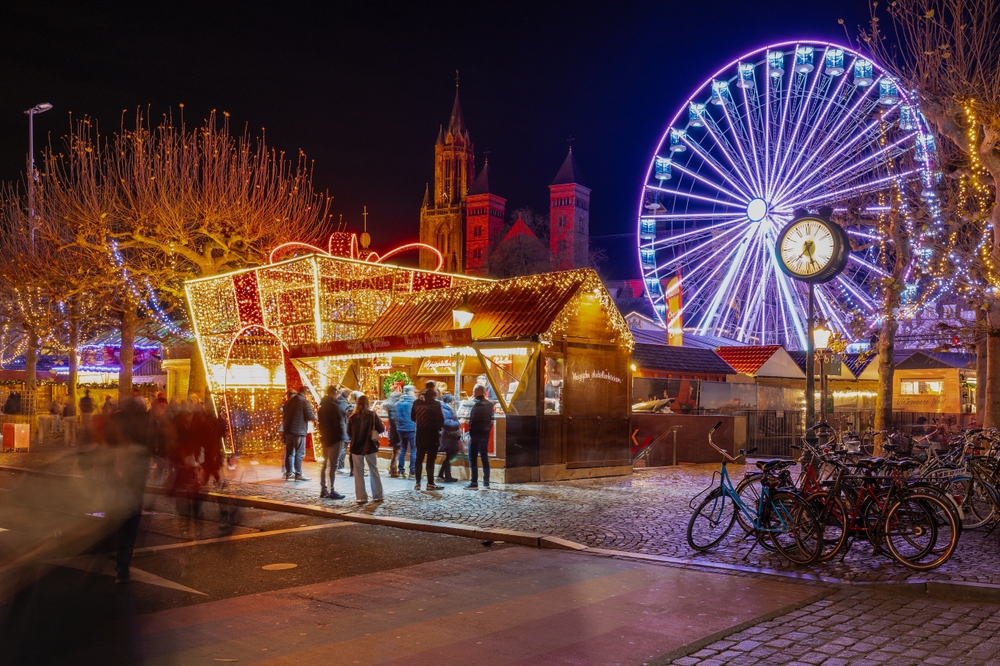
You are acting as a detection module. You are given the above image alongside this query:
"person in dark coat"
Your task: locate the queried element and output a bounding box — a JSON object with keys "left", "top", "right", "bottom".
{"left": 335, "top": 387, "right": 352, "bottom": 473}
{"left": 437, "top": 394, "right": 461, "bottom": 482}
{"left": 318, "top": 385, "right": 346, "bottom": 499}
{"left": 282, "top": 386, "right": 316, "bottom": 481}
{"left": 466, "top": 384, "right": 494, "bottom": 489}
{"left": 413, "top": 387, "right": 444, "bottom": 491}
{"left": 347, "top": 395, "right": 385, "bottom": 503}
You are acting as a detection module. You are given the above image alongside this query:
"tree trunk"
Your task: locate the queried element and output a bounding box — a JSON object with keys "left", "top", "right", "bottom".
{"left": 68, "top": 300, "right": 80, "bottom": 417}
{"left": 24, "top": 330, "right": 38, "bottom": 394}
{"left": 118, "top": 307, "right": 138, "bottom": 405}
{"left": 873, "top": 317, "right": 898, "bottom": 455}
{"left": 985, "top": 302, "right": 1000, "bottom": 428}
{"left": 977, "top": 324, "right": 988, "bottom": 423}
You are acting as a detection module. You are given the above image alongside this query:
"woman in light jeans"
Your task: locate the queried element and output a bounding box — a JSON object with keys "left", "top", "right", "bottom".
{"left": 346, "top": 395, "right": 385, "bottom": 504}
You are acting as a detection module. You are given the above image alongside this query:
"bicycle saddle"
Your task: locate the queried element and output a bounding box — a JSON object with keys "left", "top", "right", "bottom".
{"left": 882, "top": 443, "right": 900, "bottom": 452}
{"left": 853, "top": 458, "right": 884, "bottom": 470}
{"left": 755, "top": 459, "right": 794, "bottom": 472}
{"left": 885, "top": 459, "right": 920, "bottom": 470}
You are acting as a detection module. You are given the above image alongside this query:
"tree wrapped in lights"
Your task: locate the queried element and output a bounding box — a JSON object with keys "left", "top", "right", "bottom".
{"left": 39, "top": 109, "right": 332, "bottom": 398}
{"left": 864, "top": 0, "right": 1000, "bottom": 425}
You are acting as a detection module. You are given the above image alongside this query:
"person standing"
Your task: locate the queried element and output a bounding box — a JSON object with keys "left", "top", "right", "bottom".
{"left": 466, "top": 384, "right": 494, "bottom": 489}
{"left": 385, "top": 391, "right": 402, "bottom": 477}
{"left": 437, "top": 394, "right": 461, "bottom": 482}
{"left": 48, "top": 396, "right": 62, "bottom": 435}
{"left": 347, "top": 395, "right": 385, "bottom": 504}
{"left": 395, "top": 385, "right": 418, "bottom": 478}
{"left": 62, "top": 395, "right": 78, "bottom": 446}
{"left": 414, "top": 387, "right": 444, "bottom": 491}
{"left": 79, "top": 389, "right": 95, "bottom": 442}
{"left": 105, "top": 394, "right": 153, "bottom": 583}
{"left": 102, "top": 395, "right": 115, "bottom": 415}
{"left": 281, "top": 386, "right": 316, "bottom": 481}
{"left": 318, "top": 385, "right": 346, "bottom": 500}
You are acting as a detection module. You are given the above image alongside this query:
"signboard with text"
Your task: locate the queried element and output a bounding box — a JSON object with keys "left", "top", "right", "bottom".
{"left": 289, "top": 328, "right": 473, "bottom": 359}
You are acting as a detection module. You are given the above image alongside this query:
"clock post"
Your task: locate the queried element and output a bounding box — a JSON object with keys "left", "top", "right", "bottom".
{"left": 775, "top": 209, "right": 849, "bottom": 429}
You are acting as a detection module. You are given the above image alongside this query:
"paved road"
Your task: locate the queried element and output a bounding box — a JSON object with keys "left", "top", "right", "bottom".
{"left": 0, "top": 479, "right": 822, "bottom": 666}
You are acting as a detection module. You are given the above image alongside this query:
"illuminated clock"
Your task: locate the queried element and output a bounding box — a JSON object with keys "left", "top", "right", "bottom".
{"left": 775, "top": 214, "right": 848, "bottom": 283}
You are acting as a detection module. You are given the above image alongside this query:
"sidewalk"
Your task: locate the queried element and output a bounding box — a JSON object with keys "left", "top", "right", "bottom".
{"left": 4, "top": 448, "right": 1000, "bottom": 590}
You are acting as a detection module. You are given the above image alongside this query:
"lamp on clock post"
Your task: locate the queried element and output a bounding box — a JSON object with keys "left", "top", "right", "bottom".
{"left": 775, "top": 209, "right": 849, "bottom": 429}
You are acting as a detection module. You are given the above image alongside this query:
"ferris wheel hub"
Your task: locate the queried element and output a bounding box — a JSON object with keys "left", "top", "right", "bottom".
{"left": 746, "top": 198, "right": 768, "bottom": 222}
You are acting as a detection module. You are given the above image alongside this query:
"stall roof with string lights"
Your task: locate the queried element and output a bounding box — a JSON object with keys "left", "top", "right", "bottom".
{"left": 186, "top": 253, "right": 635, "bottom": 481}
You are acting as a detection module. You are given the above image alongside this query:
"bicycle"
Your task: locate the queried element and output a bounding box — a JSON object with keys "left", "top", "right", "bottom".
{"left": 686, "top": 421, "right": 824, "bottom": 565}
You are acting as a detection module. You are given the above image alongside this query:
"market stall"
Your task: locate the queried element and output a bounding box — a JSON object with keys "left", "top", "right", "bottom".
{"left": 288, "top": 269, "right": 634, "bottom": 482}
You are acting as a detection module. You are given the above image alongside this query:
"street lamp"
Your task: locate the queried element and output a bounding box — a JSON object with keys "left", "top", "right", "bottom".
{"left": 25, "top": 102, "right": 53, "bottom": 249}
{"left": 452, "top": 294, "right": 474, "bottom": 329}
{"left": 813, "top": 321, "right": 832, "bottom": 423}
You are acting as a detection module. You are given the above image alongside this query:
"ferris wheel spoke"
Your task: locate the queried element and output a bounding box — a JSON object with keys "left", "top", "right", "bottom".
{"left": 737, "top": 69, "right": 767, "bottom": 195}
{"left": 720, "top": 96, "right": 765, "bottom": 193}
{"left": 771, "top": 59, "right": 826, "bottom": 197}
{"left": 702, "top": 106, "right": 761, "bottom": 194}
{"left": 835, "top": 275, "right": 877, "bottom": 313}
{"left": 678, "top": 135, "right": 754, "bottom": 199}
{"left": 714, "top": 229, "right": 765, "bottom": 336}
{"left": 772, "top": 262, "right": 808, "bottom": 348}
{"left": 666, "top": 160, "right": 750, "bottom": 203}
{"left": 766, "top": 58, "right": 802, "bottom": 198}
{"left": 650, "top": 217, "right": 748, "bottom": 248}
{"left": 695, "top": 224, "right": 759, "bottom": 335}
{"left": 642, "top": 211, "right": 747, "bottom": 221}
{"left": 653, "top": 223, "right": 748, "bottom": 273}
{"left": 783, "top": 133, "right": 915, "bottom": 203}
{"left": 777, "top": 107, "right": 906, "bottom": 202}
{"left": 787, "top": 169, "right": 918, "bottom": 209}
{"left": 780, "top": 78, "right": 883, "bottom": 194}
{"left": 646, "top": 184, "right": 747, "bottom": 209}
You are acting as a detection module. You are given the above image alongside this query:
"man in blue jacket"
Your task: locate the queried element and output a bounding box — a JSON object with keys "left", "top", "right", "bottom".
{"left": 395, "top": 385, "right": 417, "bottom": 478}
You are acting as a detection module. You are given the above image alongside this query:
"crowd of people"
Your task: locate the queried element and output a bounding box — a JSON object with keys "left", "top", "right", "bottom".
{"left": 281, "top": 379, "right": 496, "bottom": 504}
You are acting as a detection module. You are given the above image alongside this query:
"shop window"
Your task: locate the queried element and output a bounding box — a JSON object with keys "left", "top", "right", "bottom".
{"left": 900, "top": 380, "right": 943, "bottom": 395}
{"left": 544, "top": 356, "right": 564, "bottom": 414}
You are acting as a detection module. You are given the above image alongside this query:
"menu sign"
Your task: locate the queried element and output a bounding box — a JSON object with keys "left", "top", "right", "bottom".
{"left": 289, "top": 328, "right": 472, "bottom": 359}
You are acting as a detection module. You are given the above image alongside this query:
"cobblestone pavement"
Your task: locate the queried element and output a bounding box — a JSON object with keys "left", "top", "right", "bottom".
{"left": 665, "top": 588, "right": 1000, "bottom": 666}
{"left": 5, "top": 450, "right": 1000, "bottom": 586}
{"left": 211, "top": 459, "right": 1000, "bottom": 586}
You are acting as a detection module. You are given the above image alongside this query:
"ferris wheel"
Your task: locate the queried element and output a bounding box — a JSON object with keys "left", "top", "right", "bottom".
{"left": 638, "top": 40, "right": 937, "bottom": 349}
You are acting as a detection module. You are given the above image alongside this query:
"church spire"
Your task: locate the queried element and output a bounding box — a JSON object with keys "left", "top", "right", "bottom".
{"left": 447, "top": 70, "right": 465, "bottom": 135}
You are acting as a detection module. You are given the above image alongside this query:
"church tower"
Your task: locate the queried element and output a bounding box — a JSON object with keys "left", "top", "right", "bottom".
{"left": 464, "top": 162, "right": 506, "bottom": 276}
{"left": 419, "top": 80, "right": 474, "bottom": 272}
{"left": 549, "top": 148, "right": 590, "bottom": 271}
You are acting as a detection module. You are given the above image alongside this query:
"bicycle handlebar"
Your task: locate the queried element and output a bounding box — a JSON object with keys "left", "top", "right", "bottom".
{"left": 708, "top": 421, "right": 739, "bottom": 462}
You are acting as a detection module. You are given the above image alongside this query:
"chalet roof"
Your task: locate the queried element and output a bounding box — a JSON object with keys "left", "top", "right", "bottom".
{"left": 551, "top": 148, "right": 588, "bottom": 187}
{"left": 895, "top": 350, "right": 976, "bottom": 370}
{"left": 632, "top": 344, "right": 736, "bottom": 375}
{"left": 502, "top": 217, "right": 538, "bottom": 243}
{"left": 715, "top": 345, "right": 783, "bottom": 375}
{"left": 842, "top": 353, "right": 877, "bottom": 377}
{"left": 362, "top": 269, "right": 629, "bottom": 345}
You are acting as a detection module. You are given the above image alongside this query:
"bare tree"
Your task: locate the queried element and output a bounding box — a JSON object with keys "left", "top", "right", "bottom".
{"left": 864, "top": 0, "right": 1000, "bottom": 424}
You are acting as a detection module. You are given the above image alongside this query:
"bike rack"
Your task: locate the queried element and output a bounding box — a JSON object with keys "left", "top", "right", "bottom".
{"left": 632, "top": 425, "right": 682, "bottom": 465}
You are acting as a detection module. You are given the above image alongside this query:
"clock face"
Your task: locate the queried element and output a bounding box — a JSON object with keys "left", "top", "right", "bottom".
{"left": 778, "top": 218, "right": 837, "bottom": 278}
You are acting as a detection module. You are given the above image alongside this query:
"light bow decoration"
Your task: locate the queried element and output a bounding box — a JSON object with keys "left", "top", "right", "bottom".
{"left": 268, "top": 232, "right": 444, "bottom": 271}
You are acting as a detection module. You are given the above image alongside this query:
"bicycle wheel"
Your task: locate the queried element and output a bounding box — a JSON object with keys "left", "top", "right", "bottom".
{"left": 806, "top": 491, "right": 849, "bottom": 562}
{"left": 734, "top": 473, "right": 762, "bottom": 534}
{"left": 764, "top": 491, "right": 824, "bottom": 565}
{"left": 957, "top": 476, "right": 998, "bottom": 530}
{"left": 884, "top": 493, "right": 959, "bottom": 570}
{"left": 687, "top": 489, "right": 737, "bottom": 551}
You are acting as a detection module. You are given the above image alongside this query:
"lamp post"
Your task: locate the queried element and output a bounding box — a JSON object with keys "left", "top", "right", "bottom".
{"left": 25, "top": 102, "right": 53, "bottom": 250}
{"left": 813, "top": 321, "right": 832, "bottom": 424}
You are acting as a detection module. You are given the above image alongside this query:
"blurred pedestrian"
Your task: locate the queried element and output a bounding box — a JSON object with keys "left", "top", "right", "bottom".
{"left": 105, "top": 394, "right": 153, "bottom": 583}
{"left": 282, "top": 386, "right": 316, "bottom": 481}
{"left": 385, "top": 390, "right": 402, "bottom": 477}
{"left": 102, "top": 395, "right": 116, "bottom": 415}
{"left": 48, "top": 396, "right": 62, "bottom": 435}
{"left": 79, "top": 389, "right": 94, "bottom": 442}
{"left": 347, "top": 394, "right": 384, "bottom": 504}
{"left": 466, "top": 384, "right": 494, "bottom": 489}
{"left": 437, "top": 394, "right": 460, "bottom": 483}
{"left": 396, "top": 385, "right": 417, "bottom": 478}
{"left": 318, "top": 385, "right": 346, "bottom": 500}
{"left": 413, "top": 387, "right": 444, "bottom": 491}
{"left": 62, "top": 394, "right": 78, "bottom": 447}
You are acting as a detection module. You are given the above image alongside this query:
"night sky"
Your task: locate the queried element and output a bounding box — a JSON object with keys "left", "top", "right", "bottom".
{"left": 0, "top": 0, "right": 870, "bottom": 277}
